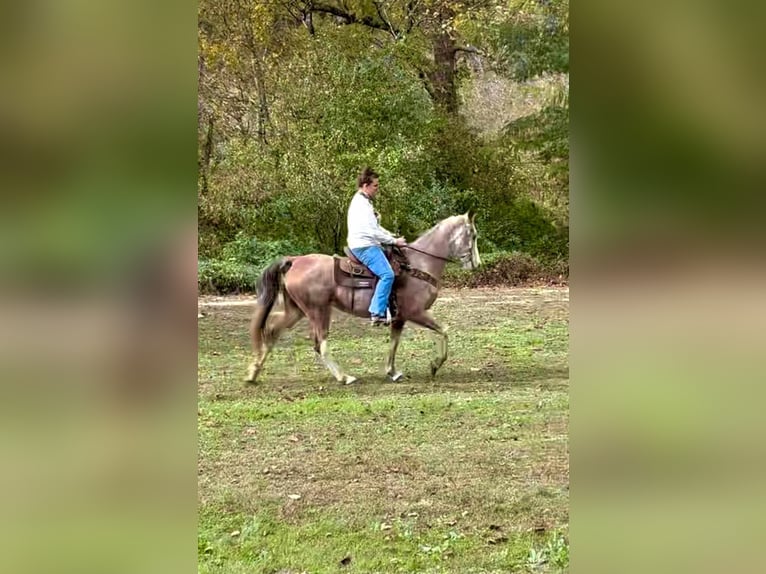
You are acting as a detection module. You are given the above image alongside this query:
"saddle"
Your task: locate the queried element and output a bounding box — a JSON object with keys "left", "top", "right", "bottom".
{"left": 334, "top": 246, "right": 407, "bottom": 319}
{"left": 333, "top": 246, "right": 404, "bottom": 289}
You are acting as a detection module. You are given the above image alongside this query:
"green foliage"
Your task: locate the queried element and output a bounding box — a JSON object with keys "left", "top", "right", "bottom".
{"left": 527, "top": 530, "right": 570, "bottom": 571}
{"left": 494, "top": 0, "right": 569, "bottom": 82}
{"left": 197, "top": 0, "right": 569, "bottom": 283}
{"left": 198, "top": 259, "right": 260, "bottom": 294}
{"left": 502, "top": 198, "right": 568, "bottom": 260}
{"left": 505, "top": 103, "right": 569, "bottom": 163}
{"left": 442, "top": 250, "right": 567, "bottom": 288}
{"left": 504, "top": 100, "right": 569, "bottom": 208}
{"left": 220, "top": 232, "right": 311, "bottom": 267}
{"left": 198, "top": 232, "right": 312, "bottom": 293}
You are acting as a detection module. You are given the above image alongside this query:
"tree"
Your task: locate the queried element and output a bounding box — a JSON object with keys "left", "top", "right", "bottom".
{"left": 272, "top": 0, "right": 508, "bottom": 115}
{"left": 197, "top": 0, "right": 570, "bottom": 264}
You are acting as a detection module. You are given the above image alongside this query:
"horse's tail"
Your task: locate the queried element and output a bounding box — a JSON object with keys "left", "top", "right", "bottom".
{"left": 250, "top": 257, "right": 293, "bottom": 351}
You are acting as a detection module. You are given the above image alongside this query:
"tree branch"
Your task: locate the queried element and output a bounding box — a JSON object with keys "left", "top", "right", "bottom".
{"left": 280, "top": 0, "right": 303, "bottom": 23}
{"left": 453, "top": 45, "right": 484, "bottom": 56}
{"left": 309, "top": 2, "right": 400, "bottom": 36}
{"left": 372, "top": 0, "right": 399, "bottom": 39}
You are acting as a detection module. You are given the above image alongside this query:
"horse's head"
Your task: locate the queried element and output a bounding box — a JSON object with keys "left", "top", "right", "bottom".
{"left": 450, "top": 212, "right": 482, "bottom": 270}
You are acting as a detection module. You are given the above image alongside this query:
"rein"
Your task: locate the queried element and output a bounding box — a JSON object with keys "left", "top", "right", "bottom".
{"left": 401, "top": 244, "right": 453, "bottom": 262}
{"left": 396, "top": 244, "right": 452, "bottom": 289}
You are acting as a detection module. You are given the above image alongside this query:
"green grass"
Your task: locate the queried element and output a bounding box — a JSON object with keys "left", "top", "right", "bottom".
{"left": 199, "top": 287, "right": 569, "bottom": 573}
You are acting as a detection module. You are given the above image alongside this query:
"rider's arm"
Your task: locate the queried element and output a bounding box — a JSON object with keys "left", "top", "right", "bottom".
{"left": 359, "top": 200, "right": 395, "bottom": 244}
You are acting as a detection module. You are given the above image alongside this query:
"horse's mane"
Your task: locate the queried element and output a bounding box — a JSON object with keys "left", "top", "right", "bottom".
{"left": 414, "top": 215, "right": 463, "bottom": 243}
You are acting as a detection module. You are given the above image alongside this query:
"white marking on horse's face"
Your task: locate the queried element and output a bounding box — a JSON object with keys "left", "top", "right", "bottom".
{"left": 451, "top": 214, "right": 481, "bottom": 270}
{"left": 470, "top": 219, "right": 481, "bottom": 269}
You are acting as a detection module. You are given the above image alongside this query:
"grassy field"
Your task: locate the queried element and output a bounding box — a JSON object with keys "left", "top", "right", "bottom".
{"left": 198, "top": 287, "right": 569, "bottom": 573}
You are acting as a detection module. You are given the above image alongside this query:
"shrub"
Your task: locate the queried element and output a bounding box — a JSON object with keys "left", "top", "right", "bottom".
{"left": 198, "top": 259, "right": 260, "bottom": 294}
{"left": 198, "top": 233, "right": 314, "bottom": 294}
{"left": 220, "top": 232, "right": 312, "bottom": 267}
{"left": 442, "top": 251, "right": 567, "bottom": 288}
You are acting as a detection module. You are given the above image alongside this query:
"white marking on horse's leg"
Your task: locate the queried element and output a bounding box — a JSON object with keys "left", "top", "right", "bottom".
{"left": 319, "top": 340, "right": 346, "bottom": 383}
{"left": 437, "top": 329, "right": 448, "bottom": 363}
{"left": 409, "top": 312, "right": 448, "bottom": 378}
{"left": 430, "top": 330, "right": 448, "bottom": 377}
{"left": 244, "top": 339, "right": 269, "bottom": 383}
{"left": 244, "top": 345, "right": 271, "bottom": 384}
{"left": 244, "top": 361, "right": 259, "bottom": 384}
{"left": 386, "top": 323, "right": 404, "bottom": 382}
{"left": 245, "top": 308, "right": 303, "bottom": 385}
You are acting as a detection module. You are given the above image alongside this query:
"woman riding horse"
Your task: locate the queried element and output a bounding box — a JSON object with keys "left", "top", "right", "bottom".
{"left": 245, "top": 209, "right": 481, "bottom": 385}
{"left": 346, "top": 167, "right": 407, "bottom": 325}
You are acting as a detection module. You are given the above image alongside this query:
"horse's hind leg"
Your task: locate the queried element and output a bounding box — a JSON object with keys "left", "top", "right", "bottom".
{"left": 408, "top": 311, "right": 448, "bottom": 378}
{"left": 245, "top": 296, "right": 304, "bottom": 384}
{"left": 307, "top": 308, "right": 357, "bottom": 385}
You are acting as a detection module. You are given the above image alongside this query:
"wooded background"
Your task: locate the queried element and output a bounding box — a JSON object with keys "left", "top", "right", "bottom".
{"left": 197, "top": 0, "right": 568, "bottom": 292}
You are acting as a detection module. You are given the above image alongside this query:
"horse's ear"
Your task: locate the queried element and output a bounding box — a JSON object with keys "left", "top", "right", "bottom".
{"left": 467, "top": 210, "right": 476, "bottom": 224}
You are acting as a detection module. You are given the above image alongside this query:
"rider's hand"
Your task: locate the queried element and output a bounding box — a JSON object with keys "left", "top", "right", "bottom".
{"left": 395, "top": 237, "right": 407, "bottom": 246}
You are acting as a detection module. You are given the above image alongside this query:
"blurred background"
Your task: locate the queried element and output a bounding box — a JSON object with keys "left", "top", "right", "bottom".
{"left": 574, "top": 0, "right": 766, "bottom": 572}
{"left": 0, "top": 1, "right": 196, "bottom": 572}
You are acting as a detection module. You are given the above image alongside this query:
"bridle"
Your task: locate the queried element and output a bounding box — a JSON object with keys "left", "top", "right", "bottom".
{"left": 401, "top": 242, "right": 476, "bottom": 267}
{"left": 393, "top": 237, "right": 476, "bottom": 288}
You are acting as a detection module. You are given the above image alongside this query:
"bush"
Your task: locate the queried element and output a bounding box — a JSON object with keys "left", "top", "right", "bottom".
{"left": 198, "top": 259, "right": 260, "bottom": 294}
{"left": 198, "top": 233, "right": 314, "bottom": 294}
{"left": 442, "top": 251, "right": 567, "bottom": 288}
{"left": 220, "top": 232, "right": 312, "bottom": 267}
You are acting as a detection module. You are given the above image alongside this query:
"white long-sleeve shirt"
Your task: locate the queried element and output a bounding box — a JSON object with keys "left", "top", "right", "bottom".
{"left": 346, "top": 192, "right": 396, "bottom": 249}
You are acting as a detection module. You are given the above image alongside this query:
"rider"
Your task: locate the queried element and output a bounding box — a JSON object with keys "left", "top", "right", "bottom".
{"left": 347, "top": 167, "right": 407, "bottom": 325}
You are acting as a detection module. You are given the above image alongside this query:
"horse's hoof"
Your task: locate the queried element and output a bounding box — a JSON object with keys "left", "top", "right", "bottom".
{"left": 244, "top": 366, "right": 259, "bottom": 385}
{"left": 344, "top": 375, "right": 358, "bottom": 385}
{"left": 388, "top": 371, "right": 404, "bottom": 382}
{"left": 430, "top": 364, "right": 439, "bottom": 378}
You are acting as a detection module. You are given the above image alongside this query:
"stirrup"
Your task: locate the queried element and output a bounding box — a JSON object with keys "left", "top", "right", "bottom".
{"left": 370, "top": 314, "right": 390, "bottom": 326}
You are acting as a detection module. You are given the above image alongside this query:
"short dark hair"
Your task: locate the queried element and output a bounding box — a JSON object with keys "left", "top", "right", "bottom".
{"left": 357, "top": 167, "right": 378, "bottom": 188}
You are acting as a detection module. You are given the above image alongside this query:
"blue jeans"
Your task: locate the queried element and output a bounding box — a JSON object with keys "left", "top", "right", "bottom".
{"left": 351, "top": 246, "right": 394, "bottom": 317}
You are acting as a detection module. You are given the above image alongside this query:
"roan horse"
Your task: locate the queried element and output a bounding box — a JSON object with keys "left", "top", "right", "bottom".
{"left": 245, "top": 212, "right": 481, "bottom": 385}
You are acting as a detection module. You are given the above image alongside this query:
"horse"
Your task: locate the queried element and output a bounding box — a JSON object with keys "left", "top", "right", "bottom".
{"left": 245, "top": 212, "right": 481, "bottom": 385}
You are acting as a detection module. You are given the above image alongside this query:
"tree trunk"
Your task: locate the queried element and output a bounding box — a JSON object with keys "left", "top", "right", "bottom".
{"left": 199, "top": 116, "right": 215, "bottom": 195}
{"left": 427, "top": 32, "right": 458, "bottom": 115}
{"left": 253, "top": 60, "right": 270, "bottom": 145}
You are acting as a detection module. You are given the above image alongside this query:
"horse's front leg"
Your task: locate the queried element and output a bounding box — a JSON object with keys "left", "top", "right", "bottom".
{"left": 386, "top": 320, "right": 406, "bottom": 382}
{"left": 309, "top": 310, "right": 357, "bottom": 385}
{"left": 409, "top": 312, "right": 448, "bottom": 378}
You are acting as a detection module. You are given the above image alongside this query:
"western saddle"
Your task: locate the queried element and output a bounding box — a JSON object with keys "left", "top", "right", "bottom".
{"left": 333, "top": 246, "right": 405, "bottom": 289}
{"left": 333, "top": 246, "right": 438, "bottom": 323}
{"left": 333, "top": 246, "right": 408, "bottom": 318}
